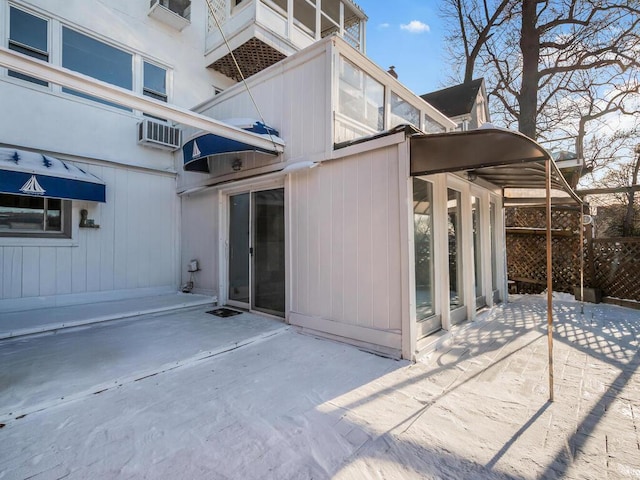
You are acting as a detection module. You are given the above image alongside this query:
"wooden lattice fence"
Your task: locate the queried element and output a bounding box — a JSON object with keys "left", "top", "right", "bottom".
{"left": 506, "top": 207, "right": 640, "bottom": 302}
{"left": 589, "top": 238, "right": 640, "bottom": 302}
{"left": 505, "top": 207, "right": 582, "bottom": 294}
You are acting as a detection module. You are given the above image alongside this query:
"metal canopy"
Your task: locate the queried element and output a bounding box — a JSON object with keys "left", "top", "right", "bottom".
{"left": 410, "top": 128, "right": 581, "bottom": 205}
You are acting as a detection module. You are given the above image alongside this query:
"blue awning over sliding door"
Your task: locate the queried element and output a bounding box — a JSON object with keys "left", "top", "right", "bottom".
{"left": 183, "top": 119, "right": 284, "bottom": 173}
{"left": 0, "top": 148, "right": 106, "bottom": 202}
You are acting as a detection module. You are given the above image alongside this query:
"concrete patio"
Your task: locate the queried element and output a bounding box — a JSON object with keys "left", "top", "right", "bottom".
{"left": 0, "top": 295, "right": 638, "bottom": 479}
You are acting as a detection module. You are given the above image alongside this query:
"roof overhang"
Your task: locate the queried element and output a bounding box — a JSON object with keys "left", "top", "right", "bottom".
{"left": 410, "top": 128, "right": 581, "bottom": 206}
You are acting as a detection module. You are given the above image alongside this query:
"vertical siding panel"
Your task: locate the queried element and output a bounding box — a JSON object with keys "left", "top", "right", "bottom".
{"left": 296, "top": 170, "right": 310, "bottom": 313}
{"left": 307, "top": 168, "right": 320, "bottom": 316}
{"left": 39, "top": 247, "right": 57, "bottom": 297}
{"left": 126, "top": 171, "right": 140, "bottom": 289}
{"left": 387, "top": 150, "right": 403, "bottom": 330}
{"left": 371, "top": 153, "right": 391, "bottom": 330}
{"left": 330, "top": 159, "right": 345, "bottom": 322}
{"left": 317, "top": 164, "right": 332, "bottom": 319}
{"left": 56, "top": 247, "right": 72, "bottom": 295}
{"left": 86, "top": 170, "right": 102, "bottom": 292}
{"left": 3, "top": 247, "right": 22, "bottom": 298}
{"left": 99, "top": 166, "right": 116, "bottom": 291}
{"left": 356, "top": 155, "right": 373, "bottom": 327}
{"left": 138, "top": 173, "right": 152, "bottom": 288}
{"left": 342, "top": 157, "right": 359, "bottom": 325}
{"left": 157, "top": 177, "right": 175, "bottom": 287}
{"left": 72, "top": 225, "right": 87, "bottom": 293}
{"left": 113, "top": 168, "right": 128, "bottom": 289}
{"left": 22, "top": 247, "right": 40, "bottom": 297}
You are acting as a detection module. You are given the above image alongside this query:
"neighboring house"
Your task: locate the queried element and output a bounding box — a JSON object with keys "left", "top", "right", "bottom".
{"left": 0, "top": 0, "right": 570, "bottom": 359}
{"left": 421, "top": 78, "right": 490, "bottom": 131}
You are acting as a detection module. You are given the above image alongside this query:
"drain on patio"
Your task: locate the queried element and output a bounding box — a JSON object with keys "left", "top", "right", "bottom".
{"left": 207, "top": 308, "right": 243, "bottom": 318}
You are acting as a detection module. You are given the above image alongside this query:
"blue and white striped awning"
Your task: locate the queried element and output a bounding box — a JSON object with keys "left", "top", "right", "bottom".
{"left": 183, "top": 119, "right": 284, "bottom": 173}
{"left": 0, "top": 148, "right": 106, "bottom": 202}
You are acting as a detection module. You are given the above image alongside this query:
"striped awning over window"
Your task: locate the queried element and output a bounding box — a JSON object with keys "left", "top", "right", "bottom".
{"left": 0, "top": 147, "right": 106, "bottom": 202}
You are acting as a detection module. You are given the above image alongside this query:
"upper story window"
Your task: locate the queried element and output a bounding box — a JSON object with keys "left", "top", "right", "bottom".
{"left": 62, "top": 27, "right": 132, "bottom": 109}
{"left": 3, "top": 6, "right": 173, "bottom": 113}
{"left": 338, "top": 56, "right": 384, "bottom": 133}
{"left": 390, "top": 92, "right": 420, "bottom": 129}
{"left": 143, "top": 62, "right": 167, "bottom": 102}
{"left": 8, "top": 6, "right": 49, "bottom": 86}
{"left": 0, "top": 194, "right": 71, "bottom": 238}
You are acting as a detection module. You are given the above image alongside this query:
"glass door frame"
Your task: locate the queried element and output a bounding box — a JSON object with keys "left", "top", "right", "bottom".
{"left": 446, "top": 175, "right": 471, "bottom": 327}
{"left": 219, "top": 178, "right": 287, "bottom": 318}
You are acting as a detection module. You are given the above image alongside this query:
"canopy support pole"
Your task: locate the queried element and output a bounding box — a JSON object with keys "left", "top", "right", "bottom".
{"left": 580, "top": 209, "right": 585, "bottom": 315}
{"left": 545, "top": 159, "right": 554, "bottom": 402}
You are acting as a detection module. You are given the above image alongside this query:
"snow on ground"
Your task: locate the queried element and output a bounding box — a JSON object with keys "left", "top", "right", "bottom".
{"left": 1, "top": 297, "right": 639, "bottom": 479}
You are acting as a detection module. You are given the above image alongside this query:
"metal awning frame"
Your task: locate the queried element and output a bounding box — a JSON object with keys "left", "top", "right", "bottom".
{"left": 410, "top": 128, "right": 586, "bottom": 402}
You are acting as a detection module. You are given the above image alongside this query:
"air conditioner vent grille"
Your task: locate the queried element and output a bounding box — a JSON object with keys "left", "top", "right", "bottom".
{"left": 137, "top": 119, "right": 182, "bottom": 151}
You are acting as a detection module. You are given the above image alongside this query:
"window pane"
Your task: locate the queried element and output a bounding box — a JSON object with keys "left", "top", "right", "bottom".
{"left": 490, "top": 202, "right": 498, "bottom": 291}
{"left": 472, "top": 196, "right": 483, "bottom": 301}
{"left": 62, "top": 27, "right": 132, "bottom": 89}
{"left": 447, "top": 188, "right": 464, "bottom": 309}
{"left": 424, "top": 113, "right": 446, "bottom": 134}
{"left": 10, "top": 7, "right": 47, "bottom": 52}
{"left": 390, "top": 92, "right": 419, "bottom": 128}
{"left": 338, "top": 56, "right": 384, "bottom": 132}
{"left": 9, "top": 7, "right": 48, "bottom": 86}
{"left": 144, "top": 62, "right": 167, "bottom": 99}
{"left": 46, "top": 198, "right": 62, "bottom": 231}
{"left": 0, "top": 194, "right": 45, "bottom": 231}
{"left": 413, "top": 178, "right": 435, "bottom": 320}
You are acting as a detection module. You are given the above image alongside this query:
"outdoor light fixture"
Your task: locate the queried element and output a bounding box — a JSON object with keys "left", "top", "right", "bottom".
{"left": 231, "top": 158, "right": 242, "bottom": 171}
{"left": 467, "top": 171, "right": 478, "bottom": 182}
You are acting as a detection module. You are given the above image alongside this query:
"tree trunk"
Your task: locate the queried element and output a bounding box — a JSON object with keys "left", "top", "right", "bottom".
{"left": 518, "top": 0, "right": 540, "bottom": 139}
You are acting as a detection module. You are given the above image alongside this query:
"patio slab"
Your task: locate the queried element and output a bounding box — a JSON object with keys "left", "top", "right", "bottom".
{"left": 0, "top": 292, "right": 215, "bottom": 340}
{"left": 0, "top": 305, "right": 287, "bottom": 421}
{"left": 1, "top": 295, "right": 639, "bottom": 479}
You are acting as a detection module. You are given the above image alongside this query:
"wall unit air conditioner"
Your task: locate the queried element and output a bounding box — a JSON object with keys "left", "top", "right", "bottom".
{"left": 137, "top": 118, "right": 182, "bottom": 151}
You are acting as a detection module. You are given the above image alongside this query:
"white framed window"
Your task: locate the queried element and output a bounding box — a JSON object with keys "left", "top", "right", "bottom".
{"left": 4, "top": 7, "right": 172, "bottom": 112}
{"left": 0, "top": 194, "right": 71, "bottom": 238}
{"left": 338, "top": 56, "right": 385, "bottom": 132}
{"left": 143, "top": 61, "right": 167, "bottom": 102}
{"left": 389, "top": 91, "right": 419, "bottom": 128}
{"left": 8, "top": 6, "right": 49, "bottom": 86}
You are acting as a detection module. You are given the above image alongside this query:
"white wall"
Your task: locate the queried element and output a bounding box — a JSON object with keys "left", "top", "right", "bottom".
{"left": 0, "top": 0, "right": 221, "bottom": 308}
{"left": 0, "top": 163, "right": 179, "bottom": 309}
{"left": 288, "top": 144, "right": 404, "bottom": 353}
{"left": 180, "top": 189, "right": 219, "bottom": 296}
{"left": 178, "top": 39, "right": 332, "bottom": 191}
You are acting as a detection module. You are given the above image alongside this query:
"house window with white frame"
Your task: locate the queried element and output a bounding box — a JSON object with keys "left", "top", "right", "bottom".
{"left": 389, "top": 92, "right": 420, "bottom": 129}
{"left": 4, "top": 7, "right": 172, "bottom": 112}
{"left": 8, "top": 6, "right": 49, "bottom": 87}
{"left": 338, "top": 56, "right": 384, "bottom": 133}
{"left": 0, "top": 194, "right": 71, "bottom": 238}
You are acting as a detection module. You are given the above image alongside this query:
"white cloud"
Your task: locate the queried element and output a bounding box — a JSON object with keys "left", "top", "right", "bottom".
{"left": 400, "top": 20, "right": 430, "bottom": 34}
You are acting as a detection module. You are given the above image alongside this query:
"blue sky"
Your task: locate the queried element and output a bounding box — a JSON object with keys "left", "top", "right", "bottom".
{"left": 354, "top": 0, "right": 452, "bottom": 96}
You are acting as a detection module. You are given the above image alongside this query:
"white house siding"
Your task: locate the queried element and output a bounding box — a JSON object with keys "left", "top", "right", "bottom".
{"left": 288, "top": 144, "right": 403, "bottom": 354}
{"left": 178, "top": 39, "right": 331, "bottom": 192}
{"left": 180, "top": 190, "right": 219, "bottom": 297}
{"left": 0, "top": 0, "right": 226, "bottom": 309}
{"left": 0, "top": 164, "right": 178, "bottom": 309}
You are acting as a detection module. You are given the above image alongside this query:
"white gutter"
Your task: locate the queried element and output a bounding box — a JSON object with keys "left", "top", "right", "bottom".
{"left": 0, "top": 47, "right": 284, "bottom": 154}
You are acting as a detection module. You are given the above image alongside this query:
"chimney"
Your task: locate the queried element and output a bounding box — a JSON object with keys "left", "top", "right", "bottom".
{"left": 387, "top": 66, "right": 398, "bottom": 79}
